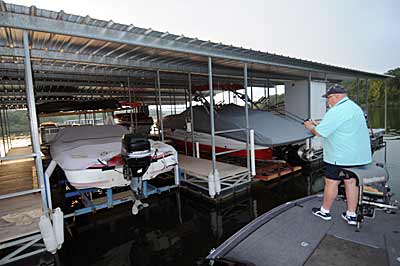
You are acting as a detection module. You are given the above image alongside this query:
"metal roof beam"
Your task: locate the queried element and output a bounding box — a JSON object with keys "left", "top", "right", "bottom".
{"left": 0, "top": 48, "right": 304, "bottom": 82}
{"left": 0, "top": 46, "right": 207, "bottom": 74}
{"left": 0, "top": 11, "right": 387, "bottom": 79}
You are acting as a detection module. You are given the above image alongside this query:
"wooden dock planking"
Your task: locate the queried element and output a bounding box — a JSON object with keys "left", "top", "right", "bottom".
{"left": 179, "top": 154, "right": 248, "bottom": 179}
{"left": 0, "top": 147, "right": 36, "bottom": 195}
{"left": 255, "top": 165, "right": 302, "bottom": 181}
{"left": 0, "top": 193, "right": 42, "bottom": 243}
{"left": 91, "top": 190, "right": 134, "bottom": 205}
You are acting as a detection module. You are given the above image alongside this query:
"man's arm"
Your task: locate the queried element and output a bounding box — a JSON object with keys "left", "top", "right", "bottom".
{"left": 304, "top": 120, "right": 321, "bottom": 137}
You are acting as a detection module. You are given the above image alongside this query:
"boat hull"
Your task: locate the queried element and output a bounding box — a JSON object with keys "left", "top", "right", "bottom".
{"left": 165, "top": 129, "right": 273, "bottom": 160}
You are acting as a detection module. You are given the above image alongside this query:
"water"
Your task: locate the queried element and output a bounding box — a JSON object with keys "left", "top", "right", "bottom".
{"left": 14, "top": 107, "right": 400, "bottom": 266}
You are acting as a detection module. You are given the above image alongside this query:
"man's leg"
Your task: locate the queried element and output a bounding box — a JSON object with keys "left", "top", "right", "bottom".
{"left": 322, "top": 178, "right": 341, "bottom": 211}
{"left": 343, "top": 177, "right": 358, "bottom": 213}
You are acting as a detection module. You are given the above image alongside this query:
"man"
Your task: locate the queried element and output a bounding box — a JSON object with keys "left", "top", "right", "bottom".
{"left": 304, "top": 84, "right": 372, "bottom": 225}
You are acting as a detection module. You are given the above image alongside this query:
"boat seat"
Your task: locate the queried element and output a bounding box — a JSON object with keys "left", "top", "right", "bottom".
{"left": 341, "top": 163, "right": 396, "bottom": 229}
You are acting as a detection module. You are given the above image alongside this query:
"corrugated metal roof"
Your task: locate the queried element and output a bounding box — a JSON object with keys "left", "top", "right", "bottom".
{"left": 0, "top": 1, "right": 390, "bottom": 108}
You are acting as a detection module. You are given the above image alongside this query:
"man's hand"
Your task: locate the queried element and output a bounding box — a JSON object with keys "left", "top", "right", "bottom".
{"left": 304, "top": 120, "right": 321, "bottom": 137}
{"left": 304, "top": 120, "right": 316, "bottom": 130}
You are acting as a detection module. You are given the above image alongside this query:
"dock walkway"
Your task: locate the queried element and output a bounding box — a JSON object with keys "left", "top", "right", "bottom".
{"left": 0, "top": 146, "right": 42, "bottom": 247}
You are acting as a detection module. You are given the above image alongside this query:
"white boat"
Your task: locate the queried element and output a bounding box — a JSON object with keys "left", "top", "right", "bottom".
{"left": 49, "top": 125, "right": 177, "bottom": 190}
{"left": 163, "top": 104, "right": 312, "bottom": 160}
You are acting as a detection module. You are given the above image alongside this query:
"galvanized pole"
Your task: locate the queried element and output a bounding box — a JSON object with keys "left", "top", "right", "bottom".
{"left": 23, "top": 31, "right": 49, "bottom": 213}
{"left": 184, "top": 85, "right": 188, "bottom": 110}
{"left": 208, "top": 57, "right": 216, "bottom": 176}
{"left": 250, "top": 86, "right": 253, "bottom": 109}
{"left": 154, "top": 77, "right": 160, "bottom": 133}
{"left": 244, "top": 63, "right": 250, "bottom": 179}
{"left": 365, "top": 79, "right": 369, "bottom": 121}
{"left": 0, "top": 110, "right": 6, "bottom": 156}
{"left": 188, "top": 73, "right": 195, "bottom": 157}
{"left": 384, "top": 81, "right": 388, "bottom": 131}
{"left": 173, "top": 89, "right": 177, "bottom": 114}
{"left": 157, "top": 70, "right": 164, "bottom": 141}
{"left": 127, "top": 75, "right": 134, "bottom": 133}
{"left": 4, "top": 109, "right": 11, "bottom": 151}
{"left": 308, "top": 72, "right": 312, "bottom": 119}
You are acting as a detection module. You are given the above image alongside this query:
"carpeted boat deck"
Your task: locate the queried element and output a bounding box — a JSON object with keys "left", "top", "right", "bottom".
{"left": 222, "top": 196, "right": 399, "bottom": 266}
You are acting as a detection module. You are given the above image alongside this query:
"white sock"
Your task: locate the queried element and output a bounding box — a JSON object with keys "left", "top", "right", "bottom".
{"left": 346, "top": 211, "right": 356, "bottom": 217}
{"left": 321, "top": 206, "right": 330, "bottom": 213}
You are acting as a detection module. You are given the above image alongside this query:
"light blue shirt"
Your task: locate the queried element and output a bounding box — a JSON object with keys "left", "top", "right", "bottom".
{"left": 315, "top": 97, "right": 372, "bottom": 166}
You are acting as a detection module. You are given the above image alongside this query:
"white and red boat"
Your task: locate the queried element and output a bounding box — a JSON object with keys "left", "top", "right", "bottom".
{"left": 49, "top": 125, "right": 177, "bottom": 189}
{"left": 163, "top": 104, "right": 312, "bottom": 160}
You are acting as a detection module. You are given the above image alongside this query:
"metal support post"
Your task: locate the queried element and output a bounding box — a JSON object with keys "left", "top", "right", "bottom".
{"left": 154, "top": 77, "right": 160, "bottom": 134}
{"left": 250, "top": 86, "right": 253, "bottom": 109}
{"left": 173, "top": 89, "right": 176, "bottom": 114}
{"left": 4, "top": 109, "right": 10, "bottom": 151}
{"left": 188, "top": 73, "right": 195, "bottom": 157}
{"left": 208, "top": 57, "right": 216, "bottom": 177}
{"left": 384, "top": 81, "right": 388, "bottom": 131}
{"left": 127, "top": 75, "right": 134, "bottom": 133}
{"left": 250, "top": 129, "right": 256, "bottom": 176}
{"left": 0, "top": 110, "right": 6, "bottom": 156}
{"left": 23, "top": 30, "right": 49, "bottom": 213}
{"left": 184, "top": 85, "right": 188, "bottom": 109}
{"left": 157, "top": 70, "right": 164, "bottom": 141}
{"left": 244, "top": 64, "right": 251, "bottom": 179}
{"left": 308, "top": 72, "right": 312, "bottom": 119}
{"left": 307, "top": 72, "right": 312, "bottom": 149}
{"left": 365, "top": 79, "right": 369, "bottom": 121}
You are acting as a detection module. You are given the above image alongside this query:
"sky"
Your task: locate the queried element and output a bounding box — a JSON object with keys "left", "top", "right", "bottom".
{"left": 7, "top": 0, "right": 400, "bottom": 75}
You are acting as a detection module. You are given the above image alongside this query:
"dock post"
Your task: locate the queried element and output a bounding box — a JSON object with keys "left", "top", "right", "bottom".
{"left": 174, "top": 151, "right": 180, "bottom": 186}
{"left": 356, "top": 78, "right": 360, "bottom": 104}
{"left": 384, "top": 81, "right": 388, "bottom": 131}
{"left": 188, "top": 73, "right": 195, "bottom": 157}
{"left": 208, "top": 57, "right": 217, "bottom": 185}
{"left": 244, "top": 63, "right": 251, "bottom": 180}
{"left": 23, "top": 30, "right": 49, "bottom": 214}
{"left": 157, "top": 70, "right": 164, "bottom": 142}
{"left": 250, "top": 129, "right": 256, "bottom": 176}
{"left": 196, "top": 142, "right": 200, "bottom": 158}
{"left": 365, "top": 79, "right": 369, "bottom": 121}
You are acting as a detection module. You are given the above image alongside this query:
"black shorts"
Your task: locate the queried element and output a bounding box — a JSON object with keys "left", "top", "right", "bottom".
{"left": 324, "top": 163, "right": 359, "bottom": 181}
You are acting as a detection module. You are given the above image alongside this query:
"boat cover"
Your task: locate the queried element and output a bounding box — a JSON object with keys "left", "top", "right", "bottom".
{"left": 50, "top": 125, "right": 128, "bottom": 170}
{"left": 163, "top": 104, "right": 312, "bottom": 146}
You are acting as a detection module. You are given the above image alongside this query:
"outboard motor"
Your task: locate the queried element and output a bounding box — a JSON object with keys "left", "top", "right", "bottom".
{"left": 121, "top": 134, "right": 152, "bottom": 180}
{"left": 121, "top": 134, "right": 152, "bottom": 215}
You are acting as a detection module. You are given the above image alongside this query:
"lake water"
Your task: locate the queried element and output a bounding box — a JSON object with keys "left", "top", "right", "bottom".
{"left": 11, "top": 106, "right": 400, "bottom": 266}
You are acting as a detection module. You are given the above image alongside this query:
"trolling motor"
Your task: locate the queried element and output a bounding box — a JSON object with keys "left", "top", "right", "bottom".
{"left": 121, "top": 134, "right": 152, "bottom": 214}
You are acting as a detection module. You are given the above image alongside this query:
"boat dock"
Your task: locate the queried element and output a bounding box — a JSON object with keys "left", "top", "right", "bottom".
{"left": 0, "top": 147, "right": 44, "bottom": 264}
{"left": 0, "top": 147, "right": 36, "bottom": 195}
{"left": 179, "top": 154, "right": 250, "bottom": 200}
{"left": 0, "top": 1, "right": 391, "bottom": 264}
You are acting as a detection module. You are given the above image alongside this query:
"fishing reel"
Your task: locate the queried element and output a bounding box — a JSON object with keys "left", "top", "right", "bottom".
{"left": 297, "top": 144, "right": 315, "bottom": 161}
